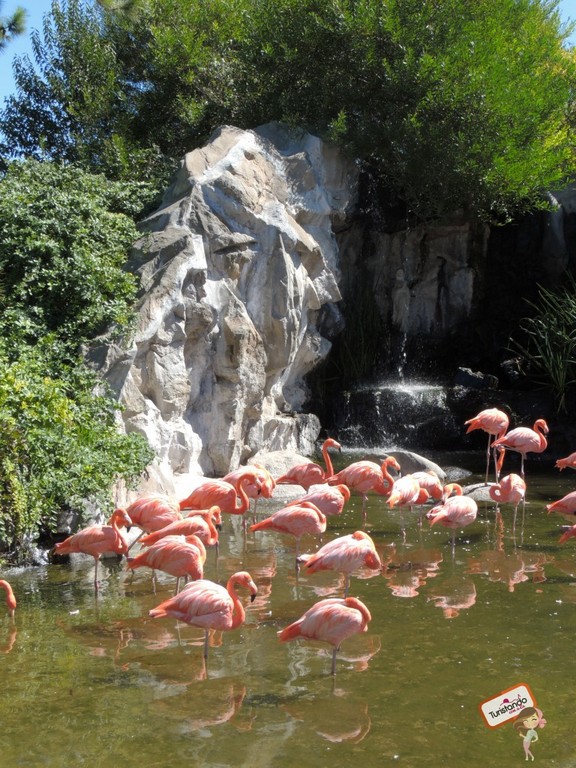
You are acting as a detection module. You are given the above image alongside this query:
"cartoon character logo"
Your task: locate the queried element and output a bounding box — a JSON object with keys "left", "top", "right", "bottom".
{"left": 513, "top": 707, "right": 546, "bottom": 761}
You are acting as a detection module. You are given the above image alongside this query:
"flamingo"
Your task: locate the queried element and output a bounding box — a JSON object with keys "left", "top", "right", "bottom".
{"left": 464, "top": 407, "right": 509, "bottom": 483}
{"left": 489, "top": 473, "right": 526, "bottom": 530}
{"left": 275, "top": 438, "right": 341, "bottom": 490}
{"left": 127, "top": 534, "right": 206, "bottom": 593}
{"left": 411, "top": 470, "right": 444, "bottom": 501}
{"left": 326, "top": 455, "right": 401, "bottom": 520}
{"left": 223, "top": 463, "right": 275, "bottom": 518}
{"left": 0, "top": 580, "right": 16, "bottom": 620}
{"left": 491, "top": 418, "right": 549, "bottom": 479}
{"left": 558, "top": 524, "right": 576, "bottom": 544}
{"left": 299, "top": 531, "right": 382, "bottom": 597}
{"left": 125, "top": 494, "right": 182, "bottom": 550}
{"left": 278, "top": 596, "right": 372, "bottom": 675}
{"left": 249, "top": 502, "right": 327, "bottom": 566}
{"left": 546, "top": 490, "right": 576, "bottom": 520}
{"left": 53, "top": 508, "right": 133, "bottom": 591}
{"left": 285, "top": 484, "right": 351, "bottom": 517}
{"left": 140, "top": 507, "right": 220, "bottom": 560}
{"left": 387, "top": 475, "right": 429, "bottom": 509}
{"left": 179, "top": 471, "right": 260, "bottom": 522}
{"left": 149, "top": 570, "right": 258, "bottom": 659}
{"left": 426, "top": 484, "right": 478, "bottom": 554}
{"left": 555, "top": 451, "right": 576, "bottom": 471}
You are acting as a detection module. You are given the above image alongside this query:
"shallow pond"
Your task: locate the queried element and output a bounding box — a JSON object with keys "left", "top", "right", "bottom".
{"left": 2, "top": 453, "right": 576, "bottom": 767}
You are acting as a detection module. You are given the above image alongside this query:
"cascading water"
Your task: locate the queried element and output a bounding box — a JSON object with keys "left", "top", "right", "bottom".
{"left": 331, "top": 379, "right": 460, "bottom": 451}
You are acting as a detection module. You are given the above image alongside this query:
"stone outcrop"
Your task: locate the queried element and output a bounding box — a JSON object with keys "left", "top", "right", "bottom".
{"left": 91, "top": 124, "right": 358, "bottom": 491}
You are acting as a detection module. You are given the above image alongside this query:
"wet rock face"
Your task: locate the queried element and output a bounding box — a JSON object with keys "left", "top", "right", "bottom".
{"left": 91, "top": 124, "right": 358, "bottom": 488}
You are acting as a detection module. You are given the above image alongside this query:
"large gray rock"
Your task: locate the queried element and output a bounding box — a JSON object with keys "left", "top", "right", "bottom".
{"left": 91, "top": 124, "right": 358, "bottom": 493}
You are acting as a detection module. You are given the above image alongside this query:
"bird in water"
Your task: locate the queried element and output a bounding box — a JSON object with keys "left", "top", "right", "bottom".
{"left": 426, "top": 484, "right": 478, "bottom": 555}
{"left": 489, "top": 473, "right": 526, "bottom": 531}
{"left": 53, "top": 508, "right": 133, "bottom": 591}
{"left": 275, "top": 438, "right": 341, "bottom": 490}
{"left": 179, "top": 471, "right": 260, "bottom": 529}
{"left": 249, "top": 502, "right": 326, "bottom": 567}
{"left": 149, "top": 571, "right": 258, "bottom": 661}
{"left": 0, "top": 580, "right": 16, "bottom": 621}
{"left": 464, "top": 407, "right": 509, "bottom": 483}
{"left": 124, "top": 494, "right": 182, "bottom": 550}
{"left": 546, "top": 490, "right": 576, "bottom": 521}
{"left": 326, "top": 455, "right": 400, "bottom": 522}
{"left": 223, "top": 463, "right": 275, "bottom": 519}
{"left": 285, "top": 484, "right": 351, "bottom": 517}
{"left": 127, "top": 534, "right": 207, "bottom": 594}
{"left": 139, "top": 506, "right": 220, "bottom": 562}
{"left": 491, "top": 418, "right": 549, "bottom": 479}
{"left": 278, "top": 596, "right": 372, "bottom": 676}
{"left": 298, "top": 530, "right": 382, "bottom": 597}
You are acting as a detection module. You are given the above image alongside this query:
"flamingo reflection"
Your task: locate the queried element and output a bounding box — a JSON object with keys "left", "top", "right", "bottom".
{"left": 428, "top": 575, "right": 477, "bottom": 618}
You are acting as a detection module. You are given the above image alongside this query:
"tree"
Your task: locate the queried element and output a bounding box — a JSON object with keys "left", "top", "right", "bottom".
{"left": 0, "top": 3, "right": 26, "bottom": 51}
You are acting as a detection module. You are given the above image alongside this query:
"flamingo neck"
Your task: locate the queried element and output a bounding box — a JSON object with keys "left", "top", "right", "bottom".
{"left": 227, "top": 578, "right": 246, "bottom": 629}
{"left": 110, "top": 513, "right": 128, "bottom": 553}
{"left": 381, "top": 459, "right": 396, "bottom": 493}
{"left": 322, "top": 443, "right": 335, "bottom": 477}
{"left": 236, "top": 477, "right": 253, "bottom": 513}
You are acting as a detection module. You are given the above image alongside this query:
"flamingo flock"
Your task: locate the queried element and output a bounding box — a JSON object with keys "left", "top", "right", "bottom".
{"left": 2, "top": 418, "right": 574, "bottom": 679}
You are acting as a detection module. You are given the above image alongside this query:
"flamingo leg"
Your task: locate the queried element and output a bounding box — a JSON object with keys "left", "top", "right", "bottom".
{"left": 93, "top": 557, "right": 100, "bottom": 591}
{"left": 331, "top": 646, "right": 338, "bottom": 676}
{"left": 485, "top": 433, "right": 491, "bottom": 484}
{"left": 203, "top": 629, "right": 210, "bottom": 659}
{"left": 127, "top": 530, "right": 144, "bottom": 552}
{"left": 344, "top": 574, "right": 350, "bottom": 598}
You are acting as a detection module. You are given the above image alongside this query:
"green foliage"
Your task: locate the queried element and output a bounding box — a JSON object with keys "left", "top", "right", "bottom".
{"left": 512, "top": 278, "right": 576, "bottom": 412}
{"left": 3, "top": 0, "right": 574, "bottom": 220}
{"left": 0, "top": 158, "right": 151, "bottom": 351}
{"left": 0, "top": 4, "right": 26, "bottom": 50}
{"left": 0, "top": 342, "right": 154, "bottom": 555}
{"left": 0, "top": 159, "right": 156, "bottom": 559}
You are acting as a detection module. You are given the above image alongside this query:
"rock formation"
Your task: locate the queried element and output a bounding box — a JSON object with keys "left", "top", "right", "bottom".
{"left": 91, "top": 124, "right": 358, "bottom": 490}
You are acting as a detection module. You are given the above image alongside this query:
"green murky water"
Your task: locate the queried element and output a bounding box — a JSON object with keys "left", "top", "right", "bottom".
{"left": 1, "top": 454, "right": 576, "bottom": 767}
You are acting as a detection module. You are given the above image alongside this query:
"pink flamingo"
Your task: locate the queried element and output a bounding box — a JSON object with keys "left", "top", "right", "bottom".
{"left": 140, "top": 506, "right": 220, "bottom": 560}
{"left": 223, "top": 463, "right": 275, "bottom": 518}
{"left": 275, "top": 438, "right": 341, "bottom": 490}
{"left": 53, "top": 508, "right": 133, "bottom": 590}
{"left": 464, "top": 407, "right": 509, "bottom": 483}
{"left": 125, "top": 494, "right": 182, "bottom": 550}
{"left": 179, "top": 471, "right": 260, "bottom": 519}
{"left": 489, "top": 473, "right": 526, "bottom": 530}
{"left": 278, "top": 596, "right": 372, "bottom": 675}
{"left": 326, "top": 455, "right": 401, "bottom": 520}
{"left": 0, "top": 580, "right": 16, "bottom": 620}
{"left": 426, "top": 484, "right": 478, "bottom": 554}
{"left": 387, "top": 475, "right": 429, "bottom": 509}
{"left": 555, "top": 451, "right": 576, "bottom": 471}
{"left": 411, "top": 470, "right": 444, "bottom": 501}
{"left": 286, "top": 484, "right": 351, "bottom": 517}
{"left": 127, "top": 534, "right": 206, "bottom": 593}
{"left": 299, "top": 530, "right": 382, "bottom": 596}
{"left": 546, "top": 490, "right": 576, "bottom": 520}
{"left": 249, "top": 502, "right": 327, "bottom": 565}
{"left": 491, "top": 418, "right": 549, "bottom": 479}
{"left": 149, "top": 570, "right": 258, "bottom": 659}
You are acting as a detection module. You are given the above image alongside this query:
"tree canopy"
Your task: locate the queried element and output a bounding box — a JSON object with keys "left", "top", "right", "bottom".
{"left": 1, "top": 0, "right": 575, "bottom": 220}
{"left": 0, "top": 2, "right": 26, "bottom": 51}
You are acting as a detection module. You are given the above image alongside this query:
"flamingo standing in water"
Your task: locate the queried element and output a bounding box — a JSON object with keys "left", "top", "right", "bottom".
{"left": 0, "top": 580, "right": 16, "bottom": 620}
{"left": 127, "top": 534, "right": 206, "bottom": 593}
{"left": 489, "top": 473, "right": 526, "bottom": 531}
{"left": 125, "top": 494, "right": 182, "bottom": 550}
{"left": 278, "top": 596, "right": 372, "bottom": 675}
{"left": 275, "top": 438, "right": 341, "bottom": 490}
{"left": 179, "top": 470, "right": 260, "bottom": 519}
{"left": 464, "top": 407, "right": 509, "bottom": 483}
{"left": 223, "top": 463, "right": 275, "bottom": 518}
{"left": 326, "top": 456, "right": 400, "bottom": 521}
{"left": 286, "top": 484, "right": 351, "bottom": 518}
{"left": 411, "top": 471, "right": 444, "bottom": 501}
{"left": 149, "top": 570, "right": 258, "bottom": 660}
{"left": 426, "top": 484, "right": 478, "bottom": 555}
{"left": 53, "top": 508, "right": 133, "bottom": 591}
{"left": 387, "top": 475, "right": 429, "bottom": 509}
{"left": 491, "top": 418, "right": 549, "bottom": 479}
{"left": 298, "top": 530, "right": 382, "bottom": 597}
{"left": 249, "top": 502, "right": 326, "bottom": 566}
{"left": 140, "top": 506, "right": 220, "bottom": 561}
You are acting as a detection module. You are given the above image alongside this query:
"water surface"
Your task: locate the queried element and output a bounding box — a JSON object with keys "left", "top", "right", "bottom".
{"left": 1, "top": 455, "right": 575, "bottom": 766}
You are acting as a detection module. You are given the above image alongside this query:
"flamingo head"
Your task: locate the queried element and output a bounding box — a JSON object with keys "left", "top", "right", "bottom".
{"left": 110, "top": 508, "right": 133, "bottom": 530}
{"left": 209, "top": 505, "right": 223, "bottom": 530}
{"left": 323, "top": 438, "right": 341, "bottom": 452}
{"left": 229, "top": 571, "right": 258, "bottom": 601}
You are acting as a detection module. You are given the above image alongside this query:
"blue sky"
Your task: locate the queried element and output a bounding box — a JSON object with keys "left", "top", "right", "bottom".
{"left": 1, "top": 0, "right": 576, "bottom": 104}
